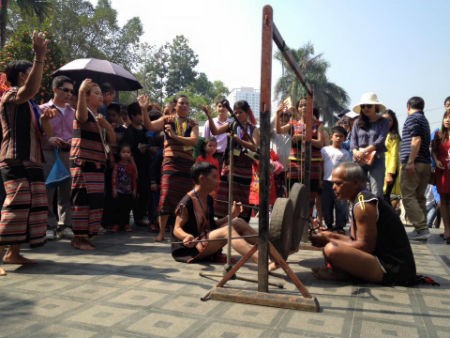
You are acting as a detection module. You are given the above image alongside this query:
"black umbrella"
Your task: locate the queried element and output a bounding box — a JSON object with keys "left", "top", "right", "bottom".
{"left": 52, "top": 58, "right": 142, "bottom": 91}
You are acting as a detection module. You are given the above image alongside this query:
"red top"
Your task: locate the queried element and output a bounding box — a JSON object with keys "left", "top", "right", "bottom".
{"left": 112, "top": 161, "right": 137, "bottom": 195}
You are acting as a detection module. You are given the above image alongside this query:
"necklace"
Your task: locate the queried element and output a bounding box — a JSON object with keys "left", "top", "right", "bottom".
{"left": 175, "top": 116, "right": 187, "bottom": 136}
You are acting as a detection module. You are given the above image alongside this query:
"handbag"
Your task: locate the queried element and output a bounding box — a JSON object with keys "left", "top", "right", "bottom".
{"left": 45, "top": 148, "right": 71, "bottom": 187}
{"left": 361, "top": 150, "right": 376, "bottom": 166}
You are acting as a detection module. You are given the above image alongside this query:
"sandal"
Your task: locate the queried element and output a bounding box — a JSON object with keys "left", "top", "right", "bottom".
{"left": 71, "top": 238, "right": 95, "bottom": 251}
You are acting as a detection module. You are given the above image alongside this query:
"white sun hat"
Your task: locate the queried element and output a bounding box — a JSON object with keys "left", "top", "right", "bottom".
{"left": 345, "top": 111, "right": 359, "bottom": 119}
{"left": 352, "top": 92, "right": 386, "bottom": 114}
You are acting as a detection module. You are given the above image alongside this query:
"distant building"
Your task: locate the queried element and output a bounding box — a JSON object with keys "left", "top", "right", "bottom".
{"left": 227, "top": 87, "right": 260, "bottom": 122}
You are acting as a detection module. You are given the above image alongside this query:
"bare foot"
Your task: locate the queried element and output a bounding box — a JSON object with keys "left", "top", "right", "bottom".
{"left": 311, "top": 266, "right": 349, "bottom": 281}
{"left": 0, "top": 266, "right": 6, "bottom": 276}
{"left": 3, "top": 254, "right": 37, "bottom": 265}
{"left": 268, "top": 261, "right": 280, "bottom": 272}
{"left": 154, "top": 233, "right": 165, "bottom": 242}
{"left": 71, "top": 238, "right": 95, "bottom": 251}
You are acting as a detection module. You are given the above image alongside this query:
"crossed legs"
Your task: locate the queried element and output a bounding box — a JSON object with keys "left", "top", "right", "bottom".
{"left": 314, "top": 241, "right": 384, "bottom": 282}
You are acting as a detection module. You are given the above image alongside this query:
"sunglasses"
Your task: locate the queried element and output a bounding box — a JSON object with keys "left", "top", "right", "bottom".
{"left": 360, "top": 104, "right": 373, "bottom": 109}
{"left": 59, "top": 87, "right": 74, "bottom": 94}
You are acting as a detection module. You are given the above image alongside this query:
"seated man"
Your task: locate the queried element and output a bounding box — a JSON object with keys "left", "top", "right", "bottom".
{"left": 172, "top": 162, "right": 258, "bottom": 263}
{"left": 310, "top": 162, "right": 417, "bottom": 285}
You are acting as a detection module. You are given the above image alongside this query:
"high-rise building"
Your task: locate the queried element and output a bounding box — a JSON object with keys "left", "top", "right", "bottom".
{"left": 227, "top": 87, "right": 260, "bottom": 122}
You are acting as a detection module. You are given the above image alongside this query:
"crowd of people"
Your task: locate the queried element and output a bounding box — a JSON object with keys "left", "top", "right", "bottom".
{"left": 0, "top": 32, "right": 448, "bottom": 286}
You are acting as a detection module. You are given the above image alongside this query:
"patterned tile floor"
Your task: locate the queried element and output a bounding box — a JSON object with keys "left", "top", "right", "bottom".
{"left": 1, "top": 225, "right": 449, "bottom": 338}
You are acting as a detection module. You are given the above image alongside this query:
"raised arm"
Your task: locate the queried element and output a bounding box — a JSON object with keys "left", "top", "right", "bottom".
{"left": 75, "top": 79, "right": 92, "bottom": 124}
{"left": 275, "top": 103, "right": 291, "bottom": 134}
{"left": 202, "top": 105, "right": 229, "bottom": 135}
{"left": 16, "top": 31, "right": 49, "bottom": 104}
{"left": 139, "top": 95, "right": 165, "bottom": 131}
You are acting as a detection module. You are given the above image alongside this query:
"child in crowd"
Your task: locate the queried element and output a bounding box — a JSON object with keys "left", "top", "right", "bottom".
{"left": 112, "top": 144, "right": 137, "bottom": 232}
{"left": 320, "top": 126, "right": 352, "bottom": 233}
{"left": 196, "top": 137, "right": 219, "bottom": 172}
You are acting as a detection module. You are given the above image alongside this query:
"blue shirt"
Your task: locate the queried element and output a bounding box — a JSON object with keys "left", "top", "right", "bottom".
{"left": 350, "top": 117, "right": 389, "bottom": 152}
{"left": 400, "top": 111, "right": 431, "bottom": 164}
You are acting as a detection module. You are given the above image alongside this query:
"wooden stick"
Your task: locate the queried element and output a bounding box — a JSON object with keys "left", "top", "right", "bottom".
{"left": 171, "top": 234, "right": 258, "bottom": 245}
{"left": 214, "top": 199, "right": 259, "bottom": 210}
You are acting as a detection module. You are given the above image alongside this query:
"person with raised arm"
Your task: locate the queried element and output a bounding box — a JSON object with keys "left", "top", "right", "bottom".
{"left": 0, "top": 31, "right": 55, "bottom": 276}
{"left": 70, "top": 79, "right": 116, "bottom": 250}
{"left": 203, "top": 100, "right": 259, "bottom": 222}
{"left": 138, "top": 94, "right": 199, "bottom": 241}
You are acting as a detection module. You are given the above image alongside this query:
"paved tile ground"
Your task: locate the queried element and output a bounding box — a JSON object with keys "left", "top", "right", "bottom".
{"left": 1, "top": 225, "right": 449, "bottom": 338}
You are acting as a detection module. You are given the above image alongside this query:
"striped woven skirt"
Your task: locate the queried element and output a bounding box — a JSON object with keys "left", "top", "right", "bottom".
{"left": 215, "top": 154, "right": 253, "bottom": 221}
{"left": 71, "top": 161, "right": 105, "bottom": 237}
{"left": 159, "top": 157, "right": 194, "bottom": 215}
{"left": 287, "top": 158, "right": 323, "bottom": 192}
{"left": 0, "top": 160, "right": 47, "bottom": 247}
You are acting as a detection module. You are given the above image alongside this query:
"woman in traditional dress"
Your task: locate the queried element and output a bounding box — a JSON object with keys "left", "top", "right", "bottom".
{"left": 203, "top": 100, "right": 259, "bottom": 222}
{"left": 70, "top": 79, "right": 116, "bottom": 250}
{"left": 275, "top": 98, "right": 324, "bottom": 220}
{"left": 0, "top": 31, "right": 55, "bottom": 275}
{"left": 140, "top": 95, "right": 199, "bottom": 241}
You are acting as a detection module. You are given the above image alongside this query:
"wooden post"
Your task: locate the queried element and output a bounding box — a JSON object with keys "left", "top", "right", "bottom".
{"left": 258, "top": 4, "right": 273, "bottom": 293}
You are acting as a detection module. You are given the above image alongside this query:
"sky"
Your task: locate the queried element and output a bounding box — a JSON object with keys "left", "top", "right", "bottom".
{"left": 91, "top": 0, "right": 450, "bottom": 129}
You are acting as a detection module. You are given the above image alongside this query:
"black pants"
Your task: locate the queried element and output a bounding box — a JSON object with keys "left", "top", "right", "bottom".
{"left": 114, "top": 193, "right": 134, "bottom": 226}
{"left": 383, "top": 171, "right": 398, "bottom": 205}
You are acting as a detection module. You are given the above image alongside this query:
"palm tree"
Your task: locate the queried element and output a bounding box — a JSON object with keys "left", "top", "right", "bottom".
{"left": 274, "top": 42, "right": 349, "bottom": 126}
{"left": 1, "top": 0, "right": 51, "bottom": 47}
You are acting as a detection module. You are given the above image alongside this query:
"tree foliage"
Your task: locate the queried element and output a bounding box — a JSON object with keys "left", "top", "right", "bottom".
{"left": 275, "top": 42, "right": 349, "bottom": 125}
{"left": 0, "top": 25, "right": 65, "bottom": 103}
{"left": 136, "top": 35, "right": 229, "bottom": 111}
{"left": 1, "top": 0, "right": 52, "bottom": 47}
{"left": 0, "top": 0, "right": 143, "bottom": 102}
{"left": 165, "top": 35, "right": 198, "bottom": 97}
{"left": 48, "top": 0, "right": 143, "bottom": 68}
{"left": 1, "top": 1, "right": 228, "bottom": 114}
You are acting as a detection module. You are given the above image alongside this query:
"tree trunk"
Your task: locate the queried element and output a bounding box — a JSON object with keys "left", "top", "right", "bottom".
{"left": 0, "top": 0, "right": 8, "bottom": 48}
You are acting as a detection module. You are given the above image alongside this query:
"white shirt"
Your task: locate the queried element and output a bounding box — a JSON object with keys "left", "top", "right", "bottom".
{"left": 203, "top": 117, "right": 232, "bottom": 153}
{"left": 321, "top": 145, "right": 352, "bottom": 181}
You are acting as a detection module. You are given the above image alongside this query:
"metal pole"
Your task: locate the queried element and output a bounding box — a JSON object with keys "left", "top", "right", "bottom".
{"left": 304, "top": 94, "right": 313, "bottom": 194}
{"left": 258, "top": 5, "right": 273, "bottom": 293}
{"left": 225, "top": 134, "right": 234, "bottom": 273}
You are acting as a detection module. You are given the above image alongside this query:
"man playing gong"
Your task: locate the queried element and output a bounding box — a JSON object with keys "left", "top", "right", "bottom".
{"left": 171, "top": 162, "right": 258, "bottom": 264}
{"left": 310, "top": 162, "right": 417, "bottom": 285}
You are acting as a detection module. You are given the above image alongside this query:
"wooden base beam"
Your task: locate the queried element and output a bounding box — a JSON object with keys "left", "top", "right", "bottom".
{"left": 209, "top": 287, "right": 320, "bottom": 312}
